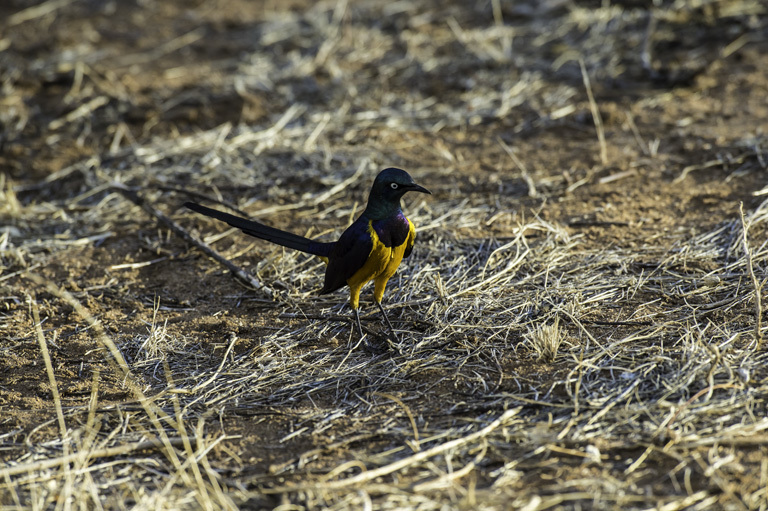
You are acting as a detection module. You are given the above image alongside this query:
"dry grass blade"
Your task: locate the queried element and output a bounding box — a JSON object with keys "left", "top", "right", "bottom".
{"left": 28, "top": 295, "right": 68, "bottom": 445}
{"left": 0, "top": 438, "right": 191, "bottom": 479}
{"left": 6, "top": 0, "right": 76, "bottom": 26}
{"left": 739, "top": 201, "right": 764, "bottom": 347}
{"left": 579, "top": 58, "right": 608, "bottom": 166}
{"left": 525, "top": 316, "right": 565, "bottom": 362}
{"left": 264, "top": 408, "right": 520, "bottom": 493}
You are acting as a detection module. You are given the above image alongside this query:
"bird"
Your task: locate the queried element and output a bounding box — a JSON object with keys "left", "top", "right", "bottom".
{"left": 185, "top": 167, "right": 431, "bottom": 340}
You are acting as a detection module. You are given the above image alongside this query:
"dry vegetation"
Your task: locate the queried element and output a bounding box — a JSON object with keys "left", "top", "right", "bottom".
{"left": 2, "top": 0, "right": 768, "bottom": 509}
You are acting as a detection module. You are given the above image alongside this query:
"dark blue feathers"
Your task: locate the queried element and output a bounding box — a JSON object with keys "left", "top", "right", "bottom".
{"left": 319, "top": 217, "right": 373, "bottom": 294}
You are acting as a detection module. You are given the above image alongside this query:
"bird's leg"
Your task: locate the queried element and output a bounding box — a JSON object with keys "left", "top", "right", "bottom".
{"left": 376, "top": 301, "right": 400, "bottom": 342}
{"left": 353, "top": 307, "right": 365, "bottom": 339}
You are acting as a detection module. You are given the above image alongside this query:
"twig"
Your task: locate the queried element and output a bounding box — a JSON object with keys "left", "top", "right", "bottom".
{"left": 111, "top": 183, "right": 272, "bottom": 297}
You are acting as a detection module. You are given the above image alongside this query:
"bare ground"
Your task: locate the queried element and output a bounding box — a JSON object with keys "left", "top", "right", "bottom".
{"left": 1, "top": 0, "right": 768, "bottom": 509}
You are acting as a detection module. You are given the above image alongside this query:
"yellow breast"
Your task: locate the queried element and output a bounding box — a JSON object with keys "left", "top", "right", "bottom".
{"left": 342, "top": 218, "right": 415, "bottom": 310}
{"left": 347, "top": 221, "right": 406, "bottom": 288}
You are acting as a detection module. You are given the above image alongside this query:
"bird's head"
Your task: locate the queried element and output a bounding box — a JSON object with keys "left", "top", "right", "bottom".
{"left": 365, "top": 168, "right": 431, "bottom": 218}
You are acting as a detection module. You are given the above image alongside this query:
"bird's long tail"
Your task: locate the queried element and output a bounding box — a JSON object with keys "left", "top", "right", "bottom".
{"left": 185, "top": 202, "right": 334, "bottom": 258}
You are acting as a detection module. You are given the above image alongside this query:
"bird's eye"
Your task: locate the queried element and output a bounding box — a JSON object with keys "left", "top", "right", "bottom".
{"left": 390, "top": 183, "right": 399, "bottom": 189}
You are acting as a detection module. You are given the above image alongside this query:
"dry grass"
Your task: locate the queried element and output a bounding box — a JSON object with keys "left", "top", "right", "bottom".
{"left": 525, "top": 316, "right": 565, "bottom": 362}
{"left": 2, "top": 0, "right": 768, "bottom": 509}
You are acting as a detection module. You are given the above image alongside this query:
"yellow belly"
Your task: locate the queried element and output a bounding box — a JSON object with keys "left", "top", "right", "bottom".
{"left": 346, "top": 220, "right": 412, "bottom": 308}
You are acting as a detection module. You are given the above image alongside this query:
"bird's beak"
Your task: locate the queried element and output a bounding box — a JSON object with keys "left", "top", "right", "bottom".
{"left": 407, "top": 183, "right": 432, "bottom": 195}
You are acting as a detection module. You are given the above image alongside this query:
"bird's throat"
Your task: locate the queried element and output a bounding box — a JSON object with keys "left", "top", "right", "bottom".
{"left": 363, "top": 198, "right": 402, "bottom": 220}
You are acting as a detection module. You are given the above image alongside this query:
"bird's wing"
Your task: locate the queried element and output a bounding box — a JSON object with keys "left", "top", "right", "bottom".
{"left": 319, "top": 218, "right": 373, "bottom": 294}
{"left": 403, "top": 218, "right": 416, "bottom": 258}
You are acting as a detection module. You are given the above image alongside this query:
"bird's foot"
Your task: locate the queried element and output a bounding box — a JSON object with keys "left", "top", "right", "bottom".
{"left": 376, "top": 301, "right": 400, "bottom": 344}
{"left": 353, "top": 308, "right": 365, "bottom": 339}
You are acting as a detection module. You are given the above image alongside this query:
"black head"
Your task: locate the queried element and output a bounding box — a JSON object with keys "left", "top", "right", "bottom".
{"left": 365, "top": 168, "right": 431, "bottom": 218}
